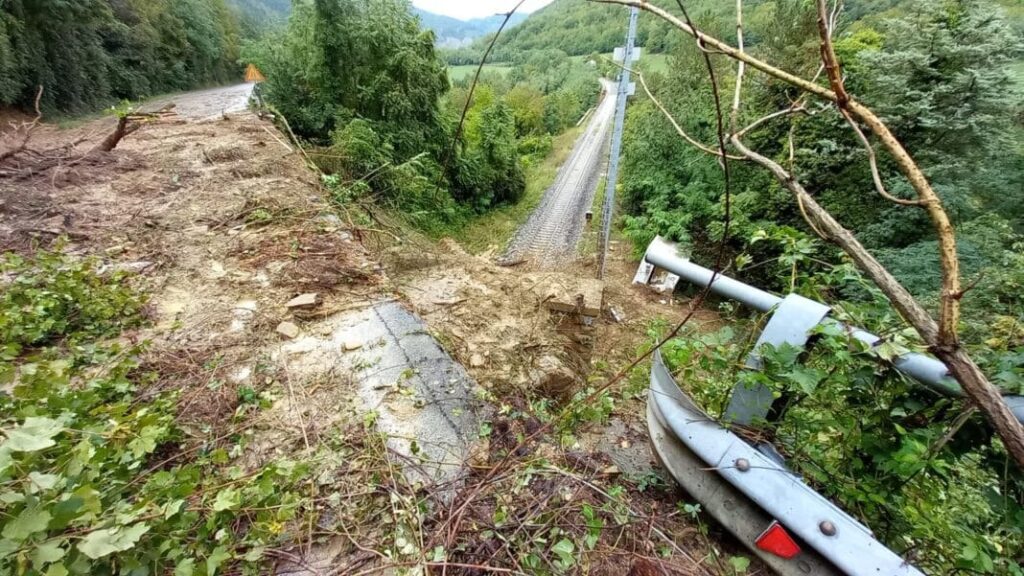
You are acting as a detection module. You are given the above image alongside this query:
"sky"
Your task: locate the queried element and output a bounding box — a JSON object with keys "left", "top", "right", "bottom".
{"left": 411, "top": 0, "right": 555, "bottom": 20}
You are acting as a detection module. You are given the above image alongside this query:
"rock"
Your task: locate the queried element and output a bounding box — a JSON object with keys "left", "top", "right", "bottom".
{"left": 532, "top": 354, "right": 579, "bottom": 401}
{"left": 276, "top": 321, "right": 300, "bottom": 339}
{"left": 342, "top": 339, "right": 362, "bottom": 351}
{"left": 609, "top": 306, "right": 625, "bottom": 323}
{"left": 286, "top": 293, "right": 319, "bottom": 308}
{"left": 469, "top": 353, "right": 486, "bottom": 368}
{"left": 210, "top": 261, "right": 227, "bottom": 279}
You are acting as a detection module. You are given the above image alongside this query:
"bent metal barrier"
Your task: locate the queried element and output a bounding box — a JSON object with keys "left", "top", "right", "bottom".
{"left": 637, "top": 236, "right": 1024, "bottom": 575}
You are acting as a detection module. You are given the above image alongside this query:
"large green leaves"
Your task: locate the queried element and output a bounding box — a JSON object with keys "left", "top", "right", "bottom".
{"left": 77, "top": 524, "right": 150, "bottom": 559}
{"left": 2, "top": 417, "right": 63, "bottom": 453}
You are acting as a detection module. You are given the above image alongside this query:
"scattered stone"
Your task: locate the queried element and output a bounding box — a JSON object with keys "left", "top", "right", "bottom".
{"left": 633, "top": 261, "right": 655, "bottom": 285}
{"left": 469, "top": 353, "right": 486, "bottom": 368}
{"left": 98, "top": 261, "right": 155, "bottom": 276}
{"left": 608, "top": 306, "right": 626, "bottom": 323}
{"left": 529, "top": 274, "right": 604, "bottom": 318}
{"left": 286, "top": 293, "right": 319, "bottom": 308}
{"left": 532, "top": 354, "right": 579, "bottom": 401}
{"left": 210, "top": 261, "right": 227, "bottom": 279}
{"left": 276, "top": 321, "right": 300, "bottom": 339}
{"left": 41, "top": 215, "right": 65, "bottom": 234}
{"left": 651, "top": 271, "right": 680, "bottom": 294}
{"left": 342, "top": 339, "right": 363, "bottom": 351}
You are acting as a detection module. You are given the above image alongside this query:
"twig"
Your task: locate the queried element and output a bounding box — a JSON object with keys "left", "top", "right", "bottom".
{"left": 0, "top": 86, "right": 44, "bottom": 162}
{"left": 730, "top": 0, "right": 746, "bottom": 132}
{"left": 606, "top": 57, "right": 744, "bottom": 161}
{"left": 839, "top": 109, "right": 923, "bottom": 207}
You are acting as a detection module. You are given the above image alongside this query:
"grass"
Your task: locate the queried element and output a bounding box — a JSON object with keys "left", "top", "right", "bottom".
{"left": 451, "top": 125, "right": 584, "bottom": 254}
{"left": 571, "top": 52, "right": 672, "bottom": 75}
{"left": 448, "top": 63, "right": 514, "bottom": 82}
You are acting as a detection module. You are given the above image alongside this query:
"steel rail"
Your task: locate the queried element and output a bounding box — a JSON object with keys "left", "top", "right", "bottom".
{"left": 642, "top": 236, "right": 1024, "bottom": 422}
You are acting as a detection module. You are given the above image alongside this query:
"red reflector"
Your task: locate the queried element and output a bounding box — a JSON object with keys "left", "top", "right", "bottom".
{"left": 755, "top": 521, "right": 801, "bottom": 559}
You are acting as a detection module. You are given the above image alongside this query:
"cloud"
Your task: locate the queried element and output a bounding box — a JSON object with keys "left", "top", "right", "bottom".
{"left": 412, "top": 0, "right": 554, "bottom": 20}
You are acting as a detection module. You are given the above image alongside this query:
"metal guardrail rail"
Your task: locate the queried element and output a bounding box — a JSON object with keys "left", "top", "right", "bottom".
{"left": 640, "top": 236, "right": 1024, "bottom": 422}
{"left": 637, "top": 236, "right": 1024, "bottom": 574}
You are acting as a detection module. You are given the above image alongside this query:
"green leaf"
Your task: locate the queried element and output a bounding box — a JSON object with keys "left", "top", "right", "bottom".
{"left": 206, "top": 546, "right": 231, "bottom": 576}
{"left": 784, "top": 367, "right": 827, "bottom": 395}
{"left": 0, "top": 539, "right": 20, "bottom": 556}
{"left": 2, "top": 506, "right": 52, "bottom": 541}
{"left": 77, "top": 523, "right": 150, "bottom": 559}
{"left": 174, "top": 558, "right": 195, "bottom": 576}
{"left": 31, "top": 539, "right": 66, "bottom": 567}
{"left": 45, "top": 565, "right": 68, "bottom": 576}
{"left": 28, "top": 472, "right": 61, "bottom": 493}
{"left": 551, "top": 538, "right": 574, "bottom": 556}
{"left": 729, "top": 555, "right": 751, "bottom": 573}
{"left": 212, "top": 489, "right": 240, "bottom": 512}
{"left": 128, "top": 425, "right": 164, "bottom": 458}
{"left": 0, "top": 446, "right": 12, "bottom": 474}
{"left": 3, "top": 417, "right": 63, "bottom": 452}
{"left": 0, "top": 491, "right": 25, "bottom": 504}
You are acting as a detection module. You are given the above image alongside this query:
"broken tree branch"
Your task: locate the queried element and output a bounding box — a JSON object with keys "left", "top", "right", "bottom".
{"left": 839, "top": 109, "right": 923, "bottom": 207}
{"left": 731, "top": 134, "right": 1024, "bottom": 467}
{"left": 0, "top": 86, "right": 44, "bottom": 162}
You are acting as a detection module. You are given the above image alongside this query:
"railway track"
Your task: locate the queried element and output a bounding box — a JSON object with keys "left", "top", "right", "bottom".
{"left": 502, "top": 79, "right": 618, "bottom": 265}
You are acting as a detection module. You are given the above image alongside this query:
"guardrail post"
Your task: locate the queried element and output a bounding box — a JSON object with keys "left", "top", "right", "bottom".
{"left": 725, "top": 294, "right": 831, "bottom": 425}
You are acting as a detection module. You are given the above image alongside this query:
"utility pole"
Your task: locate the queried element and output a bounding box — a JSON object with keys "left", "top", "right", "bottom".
{"left": 598, "top": 6, "right": 639, "bottom": 279}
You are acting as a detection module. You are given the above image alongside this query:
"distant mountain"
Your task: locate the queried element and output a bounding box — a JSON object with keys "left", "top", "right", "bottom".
{"left": 229, "top": 0, "right": 291, "bottom": 34}
{"left": 413, "top": 8, "right": 527, "bottom": 48}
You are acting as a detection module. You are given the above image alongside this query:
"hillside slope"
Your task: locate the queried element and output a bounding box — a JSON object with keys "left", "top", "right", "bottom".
{"left": 474, "top": 0, "right": 683, "bottom": 56}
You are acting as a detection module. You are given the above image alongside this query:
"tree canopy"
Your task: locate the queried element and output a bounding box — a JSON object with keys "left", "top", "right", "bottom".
{"left": 0, "top": 0, "right": 249, "bottom": 113}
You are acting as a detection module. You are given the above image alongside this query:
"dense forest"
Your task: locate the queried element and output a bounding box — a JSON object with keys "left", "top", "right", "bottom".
{"left": 0, "top": 0, "right": 268, "bottom": 113}
{"left": 245, "top": 0, "right": 600, "bottom": 228}
{"left": 444, "top": 0, "right": 677, "bottom": 63}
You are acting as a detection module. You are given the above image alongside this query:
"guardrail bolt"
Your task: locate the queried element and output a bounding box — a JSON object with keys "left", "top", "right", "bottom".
{"left": 819, "top": 520, "right": 837, "bottom": 536}
{"left": 734, "top": 458, "right": 750, "bottom": 472}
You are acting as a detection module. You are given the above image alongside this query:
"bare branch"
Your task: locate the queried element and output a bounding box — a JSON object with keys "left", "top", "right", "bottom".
{"left": 839, "top": 109, "right": 924, "bottom": 206}
{"left": 608, "top": 58, "right": 745, "bottom": 160}
{"left": 735, "top": 106, "right": 808, "bottom": 138}
{"left": 730, "top": 0, "right": 745, "bottom": 132}
{"left": 816, "top": 0, "right": 849, "bottom": 105}
{"left": 0, "top": 86, "right": 44, "bottom": 162}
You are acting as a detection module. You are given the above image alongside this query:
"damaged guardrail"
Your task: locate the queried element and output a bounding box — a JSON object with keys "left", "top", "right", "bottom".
{"left": 637, "top": 236, "right": 1024, "bottom": 575}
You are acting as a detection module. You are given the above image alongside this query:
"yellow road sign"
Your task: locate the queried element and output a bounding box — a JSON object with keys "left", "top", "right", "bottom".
{"left": 244, "top": 64, "right": 266, "bottom": 83}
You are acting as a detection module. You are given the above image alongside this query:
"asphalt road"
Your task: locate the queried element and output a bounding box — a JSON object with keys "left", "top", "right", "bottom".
{"left": 141, "top": 83, "right": 254, "bottom": 121}
{"left": 503, "top": 78, "right": 617, "bottom": 265}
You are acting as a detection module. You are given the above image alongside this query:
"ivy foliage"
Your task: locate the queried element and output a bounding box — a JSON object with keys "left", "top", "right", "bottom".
{"left": 0, "top": 251, "right": 311, "bottom": 575}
